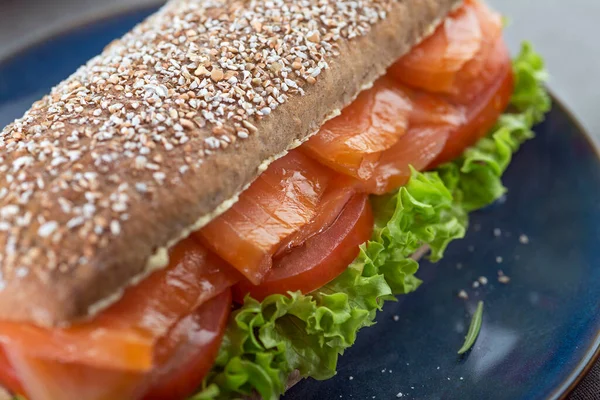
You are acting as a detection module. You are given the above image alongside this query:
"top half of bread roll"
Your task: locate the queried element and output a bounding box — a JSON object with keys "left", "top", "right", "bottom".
{"left": 0, "top": 0, "right": 462, "bottom": 327}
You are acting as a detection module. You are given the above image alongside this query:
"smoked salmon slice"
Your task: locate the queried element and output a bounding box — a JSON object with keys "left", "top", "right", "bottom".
{"left": 275, "top": 174, "right": 358, "bottom": 256}
{"left": 298, "top": 74, "right": 463, "bottom": 195}
{"left": 445, "top": 0, "right": 504, "bottom": 103}
{"left": 197, "top": 151, "right": 337, "bottom": 285}
{"left": 431, "top": 39, "right": 514, "bottom": 165}
{"left": 388, "top": 1, "right": 483, "bottom": 93}
{"left": 3, "top": 290, "right": 232, "bottom": 400}
{"left": 362, "top": 126, "right": 450, "bottom": 195}
{"left": 361, "top": 91, "right": 463, "bottom": 194}
{"left": 0, "top": 238, "right": 239, "bottom": 372}
{"left": 300, "top": 78, "right": 412, "bottom": 180}
{"left": 5, "top": 353, "right": 142, "bottom": 400}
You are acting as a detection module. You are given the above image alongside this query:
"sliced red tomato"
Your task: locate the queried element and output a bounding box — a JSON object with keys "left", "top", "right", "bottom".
{"left": 2, "top": 290, "right": 232, "bottom": 400}
{"left": 300, "top": 78, "right": 412, "bottom": 180}
{"left": 388, "top": 1, "right": 482, "bottom": 93}
{"left": 446, "top": 0, "right": 504, "bottom": 103}
{"left": 197, "top": 151, "right": 336, "bottom": 285}
{"left": 144, "top": 289, "right": 231, "bottom": 400}
{"left": 431, "top": 39, "right": 514, "bottom": 165}
{"left": 0, "top": 238, "right": 239, "bottom": 372}
{"left": 360, "top": 90, "right": 463, "bottom": 194}
{"left": 233, "top": 194, "right": 373, "bottom": 302}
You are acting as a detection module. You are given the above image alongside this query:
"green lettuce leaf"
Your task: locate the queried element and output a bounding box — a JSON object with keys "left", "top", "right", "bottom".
{"left": 194, "top": 42, "right": 549, "bottom": 400}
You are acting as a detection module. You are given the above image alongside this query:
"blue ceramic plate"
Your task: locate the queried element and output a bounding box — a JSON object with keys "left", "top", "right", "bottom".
{"left": 1, "top": 7, "right": 599, "bottom": 400}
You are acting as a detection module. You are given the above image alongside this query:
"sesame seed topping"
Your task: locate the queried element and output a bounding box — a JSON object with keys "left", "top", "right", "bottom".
{"left": 15, "top": 267, "right": 29, "bottom": 278}
{"left": 211, "top": 68, "right": 224, "bottom": 82}
{"left": 110, "top": 220, "right": 121, "bottom": 236}
{"left": 38, "top": 221, "right": 58, "bottom": 238}
{"left": 0, "top": 0, "right": 395, "bottom": 285}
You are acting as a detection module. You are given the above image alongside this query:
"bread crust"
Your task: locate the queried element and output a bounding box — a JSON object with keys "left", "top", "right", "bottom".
{"left": 0, "top": 0, "right": 461, "bottom": 326}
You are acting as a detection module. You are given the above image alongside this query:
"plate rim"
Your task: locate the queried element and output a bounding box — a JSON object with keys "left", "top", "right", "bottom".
{"left": 547, "top": 96, "right": 600, "bottom": 400}
{"left": 0, "top": 5, "right": 599, "bottom": 399}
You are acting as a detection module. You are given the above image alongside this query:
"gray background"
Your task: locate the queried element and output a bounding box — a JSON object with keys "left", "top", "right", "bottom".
{"left": 0, "top": 0, "right": 598, "bottom": 398}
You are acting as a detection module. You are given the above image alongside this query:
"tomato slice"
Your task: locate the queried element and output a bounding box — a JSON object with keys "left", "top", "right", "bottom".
{"left": 233, "top": 194, "right": 373, "bottom": 302}
{"left": 361, "top": 90, "right": 463, "bottom": 194}
{"left": 0, "top": 238, "right": 239, "bottom": 372}
{"left": 300, "top": 78, "right": 412, "bottom": 180}
{"left": 388, "top": 1, "right": 482, "bottom": 93}
{"left": 3, "top": 290, "right": 232, "bottom": 400}
{"left": 144, "top": 289, "right": 231, "bottom": 400}
{"left": 197, "top": 151, "right": 335, "bottom": 285}
{"left": 431, "top": 39, "right": 514, "bottom": 166}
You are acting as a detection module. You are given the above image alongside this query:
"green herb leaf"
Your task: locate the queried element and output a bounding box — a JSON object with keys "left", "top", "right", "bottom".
{"left": 458, "top": 301, "right": 484, "bottom": 355}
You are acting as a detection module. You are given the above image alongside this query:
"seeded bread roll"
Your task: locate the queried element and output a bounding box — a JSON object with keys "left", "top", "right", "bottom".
{"left": 0, "top": 0, "right": 462, "bottom": 327}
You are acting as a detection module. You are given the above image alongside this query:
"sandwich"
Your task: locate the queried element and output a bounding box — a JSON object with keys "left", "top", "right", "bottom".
{"left": 0, "top": 0, "right": 550, "bottom": 399}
